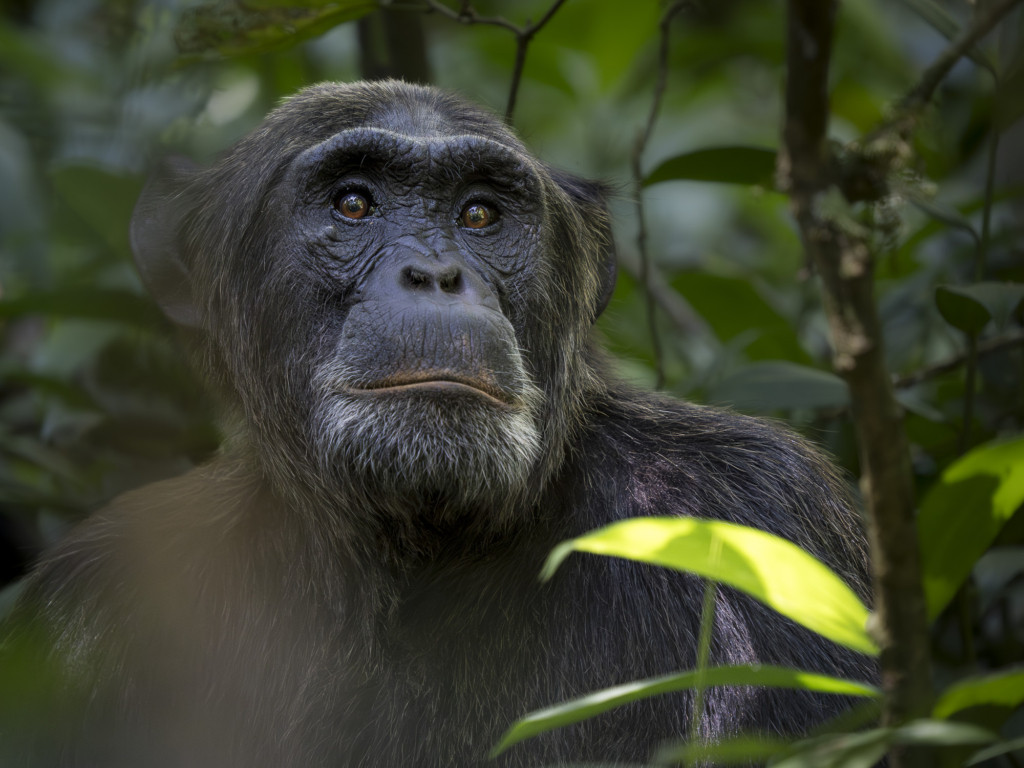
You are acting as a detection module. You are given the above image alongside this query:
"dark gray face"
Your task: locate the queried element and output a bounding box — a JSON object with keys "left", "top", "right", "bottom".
{"left": 131, "top": 82, "right": 616, "bottom": 527}
{"left": 282, "top": 127, "right": 546, "bottom": 511}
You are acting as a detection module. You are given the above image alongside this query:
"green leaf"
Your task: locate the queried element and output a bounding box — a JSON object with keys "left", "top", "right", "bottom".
{"left": 491, "top": 665, "right": 879, "bottom": 757}
{"left": 909, "top": 196, "right": 979, "bottom": 242}
{"left": 918, "top": 435, "right": 1024, "bottom": 619}
{"left": 657, "top": 735, "right": 790, "bottom": 765}
{"left": 935, "top": 285, "right": 992, "bottom": 335}
{"left": 671, "top": 273, "right": 811, "bottom": 364}
{"left": 175, "top": 0, "right": 377, "bottom": 58}
{"left": 710, "top": 361, "right": 849, "bottom": 412}
{"left": 955, "top": 282, "right": 1024, "bottom": 330}
{"left": 891, "top": 719, "right": 996, "bottom": 746}
{"left": 967, "top": 736, "right": 1024, "bottom": 766}
{"left": 933, "top": 668, "right": 1024, "bottom": 720}
{"left": 542, "top": 517, "right": 878, "bottom": 655}
{"left": 770, "top": 729, "right": 892, "bottom": 768}
{"left": 0, "top": 289, "right": 164, "bottom": 328}
{"left": 644, "top": 147, "right": 777, "bottom": 188}
{"left": 51, "top": 164, "right": 142, "bottom": 258}
{"left": 772, "top": 721, "right": 995, "bottom": 768}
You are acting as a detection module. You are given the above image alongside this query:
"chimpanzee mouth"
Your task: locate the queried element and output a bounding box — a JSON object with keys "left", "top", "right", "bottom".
{"left": 349, "top": 375, "right": 516, "bottom": 407}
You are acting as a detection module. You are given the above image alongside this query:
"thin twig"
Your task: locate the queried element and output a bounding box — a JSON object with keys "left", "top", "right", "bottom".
{"left": 633, "top": 1, "right": 688, "bottom": 390}
{"left": 616, "top": 248, "right": 713, "bottom": 341}
{"left": 422, "top": 0, "right": 568, "bottom": 124}
{"left": 900, "top": 0, "right": 1023, "bottom": 111}
{"left": 894, "top": 331, "right": 1024, "bottom": 388}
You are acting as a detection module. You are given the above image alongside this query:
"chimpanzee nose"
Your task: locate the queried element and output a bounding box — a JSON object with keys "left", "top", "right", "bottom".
{"left": 400, "top": 262, "right": 464, "bottom": 295}
{"left": 389, "top": 254, "right": 500, "bottom": 311}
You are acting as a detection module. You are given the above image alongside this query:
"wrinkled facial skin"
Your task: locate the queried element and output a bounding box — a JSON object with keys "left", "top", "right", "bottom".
{"left": 286, "top": 129, "right": 547, "bottom": 513}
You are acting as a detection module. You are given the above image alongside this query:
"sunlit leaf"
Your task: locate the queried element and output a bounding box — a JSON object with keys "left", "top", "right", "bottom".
{"left": 644, "top": 147, "right": 777, "bottom": 188}
{"left": 542, "top": 518, "right": 878, "bottom": 655}
{"left": 919, "top": 435, "right": 1024, "bottom": 619}
{"left": 491, "top": 665, "right": 879, "bottom": 757}
{"left": 175, "top": 0, "right": 377, "bottom": 58}
{"left": 935, "top": 285, "right": 992, "bottom": 335}
{"left": 710, "top": 361, "right": 849, "bottom": 412}
{"left": 933, "top": 668, "right": 1024, "bottom": 720}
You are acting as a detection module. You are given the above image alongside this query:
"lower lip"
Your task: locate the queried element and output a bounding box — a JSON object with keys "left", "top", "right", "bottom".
{"left": 349, "top": 380, "right": 512, "bottom": 407}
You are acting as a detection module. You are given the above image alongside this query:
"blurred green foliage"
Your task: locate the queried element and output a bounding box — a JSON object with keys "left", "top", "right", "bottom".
{"left": 0, "top": 0, "right": 1022, "bottom": 760}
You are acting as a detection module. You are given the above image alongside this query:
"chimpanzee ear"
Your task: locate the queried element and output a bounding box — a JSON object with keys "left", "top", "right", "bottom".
{"left": 547, "top": 168, "right": 618, "bottom": 324}
{"left": 130, "top": 156, "right": 202, "bottom": 328}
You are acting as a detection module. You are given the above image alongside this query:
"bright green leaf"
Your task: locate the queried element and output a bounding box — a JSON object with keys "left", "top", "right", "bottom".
{"left": 919, "top": 435, "right": 1024, "bottom": 619}
{"left": 644, "top": 147, "right": 777, "bottom": 188}
{"left": 542, "top": 518, "right": 878, "bottom": 655}
{"left": 935, "top": 285, "right": 992, "bottom": 335}
{"left": 491, "top": 664, "right": 879, "bottom": 757}
{"left": 933, "top": 668, "right": 1024, "bottom": 720}
{"left": 710, "top": 361, "right": 849, "bottom": 412}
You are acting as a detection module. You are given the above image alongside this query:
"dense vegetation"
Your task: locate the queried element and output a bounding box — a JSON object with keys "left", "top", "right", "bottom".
{"left": 0, "top": 0, "right": 1022, "bottom": 764}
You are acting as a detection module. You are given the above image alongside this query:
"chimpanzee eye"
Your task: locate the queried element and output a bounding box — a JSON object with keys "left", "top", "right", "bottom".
{"left": 460, "top": 203, "right": 498, "bottom": 229}
{"left": 335, "top": 192, "right": 371, "bottom": 220}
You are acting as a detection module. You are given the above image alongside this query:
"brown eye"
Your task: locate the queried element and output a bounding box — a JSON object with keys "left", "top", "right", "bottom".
{"left": 461, "top": 203, "right": 496, "bottom": 229}
{"left": 336, "top": 192, "right": 369, "bottom": 219}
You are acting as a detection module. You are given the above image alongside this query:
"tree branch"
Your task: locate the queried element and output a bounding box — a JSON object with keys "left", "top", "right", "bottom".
{"left": 633, "top": 1, "right": 688, "bottom": 389}
{"left": 900, "top": 0, "right": 1023, "bottom": 111}
{"left": 780, "top": 1, "right": 935, "bottom": 760}
{"left": 422, "top": 0, "right": 568, "bottom": 124}
{"left": 894, "top": 332, "right": 1024, "bottom": 389}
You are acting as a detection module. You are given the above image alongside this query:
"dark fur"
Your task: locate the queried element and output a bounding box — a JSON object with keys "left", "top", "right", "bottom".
{"left": 1, "top": 81, "right": 875, "bottom": 767}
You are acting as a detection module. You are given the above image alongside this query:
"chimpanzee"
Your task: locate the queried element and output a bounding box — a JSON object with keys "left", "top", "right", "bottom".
{"left": 0, "top": 81, "right": 875, "bottom": 767}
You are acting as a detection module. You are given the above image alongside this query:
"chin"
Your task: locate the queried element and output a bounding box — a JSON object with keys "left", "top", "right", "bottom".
{"left": 311, "top": 385, "right": 544, "bottom": 519}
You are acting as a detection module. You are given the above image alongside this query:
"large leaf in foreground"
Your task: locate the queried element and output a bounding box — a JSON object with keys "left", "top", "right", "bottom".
{"left": 542, "top": 518, "right": 877, "bottom": 655}
{"left": 918, "top": 435, "right": 1024, "bottom": 619}
{"left": 491, "top": 665, "right": 878, "bottom": 756}
{"left": 933, "top": 667, "right": 1024, "bottom": 720}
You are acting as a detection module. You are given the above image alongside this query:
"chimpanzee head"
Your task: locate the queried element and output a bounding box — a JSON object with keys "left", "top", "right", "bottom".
{"left": 131, "top": 81, "right": 616, "bottom": 531}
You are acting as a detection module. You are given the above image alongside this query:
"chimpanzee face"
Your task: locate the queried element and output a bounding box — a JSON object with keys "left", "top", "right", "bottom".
{"left": 283, "top": 126, "right": 547, "bottom": 513}
{"left": 131, "top": 82, "right": 615, "bottom": 525}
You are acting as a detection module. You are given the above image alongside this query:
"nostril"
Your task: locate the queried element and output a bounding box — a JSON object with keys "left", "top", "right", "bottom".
{"left": 401, "top": 266, "right": 433, "bottom": 291}
{"left": 438, "top": 269, "right": 463, "bottom": 294}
